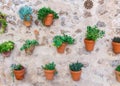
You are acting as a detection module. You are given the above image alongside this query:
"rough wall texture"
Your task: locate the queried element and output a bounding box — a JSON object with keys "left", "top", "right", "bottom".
{"left": 0, "top": 0, "right": 120, "bottom": 86}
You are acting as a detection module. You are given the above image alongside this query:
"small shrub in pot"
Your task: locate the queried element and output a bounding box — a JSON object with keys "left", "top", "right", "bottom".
{"left": 115, "top": 65, "right": 120, "bottom": 82}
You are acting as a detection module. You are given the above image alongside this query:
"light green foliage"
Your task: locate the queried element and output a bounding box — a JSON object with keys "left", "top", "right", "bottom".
{"left": 86, "top": 25, "right": 105, "bottom": 41}
{"left": 37, "top": 7, "right": 59, "bottom": 23}
{"left": 53, "top": 34, "right": 75, "bottom": 47}
{"left": 0, "top": 41, "right": 14, "bottom": 53}
{"left": 69, "top": 61, "right": 84, "bottom": 71}
{"left": 20, "top": 39, "right": 39, "bottom": 51}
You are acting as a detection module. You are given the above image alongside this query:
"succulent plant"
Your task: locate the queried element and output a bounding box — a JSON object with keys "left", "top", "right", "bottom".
{"left": 0, "top": 41, "right": 14, "bottom": 53}
{"left": 116, "top": 65, "right": 120, "bottom": 72}
{"left": 69, "top": 61, "right": 84, "bottom": 71}
{"left": 86, "top": 25, "right": 105, "bottom": 41}
{"left": 19, "top": 5, "right": 32, "bottom": 21}
{"left": 53, "top": 34, "right": 75, "bottom": 47}
{"left": 20, "top": 39, "right": 39, "bottom": 51}
{"left": 42, "top": 62, "right": 56, "bottom": 70}
{"left": 38, "top": 7, "right": 59, "bottom": 23}
{"left": 112, "top": 37, "right": 120, "bottom": 43}
{"left": 0, "top": 19, "right": 7, "bottom": 34}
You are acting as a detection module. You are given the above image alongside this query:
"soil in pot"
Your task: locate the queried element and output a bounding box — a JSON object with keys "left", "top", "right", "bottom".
{"left": 57, "top": 43, "right": 67, "bottom": 54}
{"left": 70, "top": 70, "right": 82, "bottom": 81}
{"left": 44, "top": 14, "right": 53, "bottom": 26}
{"left": 112, "top": 42, "right": 120, "bottom": 54}
{"left": 25, "top": 46, "right": 35, "bottom": 55}
{"left": 115, "top": 70, "right": 120, "bottom": 82}
{"left": 14, "top": 67, "right": 25, "bottom": 80}
{"left": 2, "top": 51, "right": 11, "bottom": 57}
{"left": 44, "top": 70, "right": 55, "bottom": 80}
{"left": 84, "top": 39, "right": 95, "bottom": 51}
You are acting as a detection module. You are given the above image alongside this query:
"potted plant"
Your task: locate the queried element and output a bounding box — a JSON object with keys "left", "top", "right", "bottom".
{"left": 53, "top": 34, "right": 75, "bottom": 53}
{"left": 112, "top": 37, "right": 120, "bottom": 54}
{"left": 84, "top": 25, "right": 105, "bottom": 51}
{"left": 115, "top": 65, "right": 120, "bottom": 82}
{"left": 0, "top": 12, "right": 7, "bottom": 34}
{"left": 42, "top": 62, "right": 57, "bottom": 80}
{"left": 20, "top": 39, "right": 39, "bottom": 55}
{"left": 0, "top": 41, "right": 14, "bottom": 57}
{"left": 37, "top": 7, "right": 59, "bottom": 26}
{"left": 19, "top": 5, "right": 32, "bottom": 27}
{"left": 11, "top": 64, "right": 25, "bottom": 81}
{"left": 69, "top": 61, "right": 84, "bottom": 81}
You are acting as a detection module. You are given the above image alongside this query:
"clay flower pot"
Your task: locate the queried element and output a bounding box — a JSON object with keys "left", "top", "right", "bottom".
{"left": 70, "top": 70, "right": 82, "bottom": 81}
{"left": 23, "top": 16, "right": 32, "bottom": 27}
{"left": 112, "top": 42, "right": 120, "bottom": 54}
{"left": 25, "top": 46, "right": 35, "bottom": 55}
{"left": 115, "top": 70, "right": 120, "bottom": 82}
{"left": 84, "top": 39, "right": 95, "bottom": 51}
{"left": 14, "top": 67, "right": 25, "bottom": 80}
{"left": 2, "top": 51, "right": 11, "bottom": 57}
{"left": 44, "top": 14, "right": 53, "bottom": 26}
{"left": 57, "top": 43, "right": 67, "bottom": 54}
{"left": 44, "top": 70, "right": 55, "bottom": 80}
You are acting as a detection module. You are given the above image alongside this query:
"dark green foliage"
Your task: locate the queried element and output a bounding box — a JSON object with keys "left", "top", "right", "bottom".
{"left": 20, "top": 40, "right": 39, "bottom": 51}
{"left": 86, "top": 25, "right": 105, "bottom": 41}
{"left": 69, "top": 61, "right": 84, "bottom": 71}
{"left": 37, "top": 7, "right": 59, "bottom": 23}
{"left": 0, "top": 41, "right": 14, "bottom": 53}
{"left": 112, "top": 37, "right": 120, "bottom": 43}
{"left": 116, "top": 65, "right": 120, "bottom": 72}
{"left": 53, "top": 34, "right": 75, "bottom": 47}
{"left": 42, "top": 62, "right": 56, "bottom": 70}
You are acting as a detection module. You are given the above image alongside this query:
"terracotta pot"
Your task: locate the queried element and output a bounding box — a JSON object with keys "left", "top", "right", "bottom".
{"left": 2, "top": 51, "right": 11, "bottom": 57}
{"left": 70, "top": 70, "right": 82, "bottom": 81}
{"left": 25, "top": 46, "right": 35, "bottom": 55}
{"left": 44, "top": 70, "right": 55, "bottom": 80}
{"left": 23, "top": 16, "right": 32, "bottom": 27}
{"left": 14, "top": 67, "right": 25, "bottom": 80}
{"left": 112, "top": 42, "right": 120, "bottom": 54}
{"left": 84, "top": 39, "right": 95, "bottom": 51}
{"left": 57, "top": 43, "right": 67, "bottom": 54}
{"left": 115, "top": 70, "right": 120, "bottom": 82}
{"left": 44, "top": 14, "right": 53, "bottom": 26}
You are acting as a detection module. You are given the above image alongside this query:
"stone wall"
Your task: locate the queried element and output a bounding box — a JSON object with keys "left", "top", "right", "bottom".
{"left": 0, "top": 0, "right": 120, "bottom": 86}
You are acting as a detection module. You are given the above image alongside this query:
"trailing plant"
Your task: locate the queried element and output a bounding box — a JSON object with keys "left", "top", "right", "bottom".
{"left": 37, "top": 7, "right": 59, "bottom": 23}
{"left": 69, "top": 61, "right": 84, "bottom": 71}
{"left": 19, "top": 5, "right": 32, "bottom": 21}
{"left": 112, "top": 37, "right": 120, "bottom": 43}
{"left": 20, "top": 39, "right": 39, "bottom": 51}
{"left": 85, "top": 25, "right": 105, "bottom": 41}
{"left": 0, "top": 41, "right": 14, "bottom": 53}
{"left": 116, "top": 65, "right": 120, "bottom": 72}
{"left": 11, "top": 64, "right": 23, "bottom": 82}
{"left": 53, "top": 34, "right": 75, "bottom": 47}
{"left": 42, "top": 62, "right": 56, "bottom": 70}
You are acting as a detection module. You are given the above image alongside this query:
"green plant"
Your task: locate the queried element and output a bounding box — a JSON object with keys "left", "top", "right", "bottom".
{"left": 0, "top": 41, "right": 14, "bottom": 53}
{"left": 116, "top": 65, "right": 120, "bottom": 72}
{"left": 0, "top": 12, "right": 6, "bottom": 19}
{"left": 53, "top": 34, "right": 75, "bottom": 47}
{"left": 20, "top": 39, "right": 39, "bottom": 51}
{"left": 112, "top": 37, "right": 120, "bottom": 43}
{"left": 42, "top": 62, "right": 56, "bottom": 70}
{"left": 19, "top": 5, "right": 32, "bottom": 21}
{"left": 85, "top": 25, "right": 105, "bottom": 41}
{"left": 38, "top": 7, "right": 59, "bottom": 23}
{"left": 69, "top": 61, "right": 84, "bottom": 71}
{"left": 11, "top": 64, "right": 23, "bottom": 82}
{"left": 0, "top": 19, "right": 7, "bottom": 34}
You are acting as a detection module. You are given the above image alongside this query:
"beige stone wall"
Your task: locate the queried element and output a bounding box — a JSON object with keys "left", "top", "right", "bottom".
{"left": 0, "top": 0, "right": 120, "bottom": 86}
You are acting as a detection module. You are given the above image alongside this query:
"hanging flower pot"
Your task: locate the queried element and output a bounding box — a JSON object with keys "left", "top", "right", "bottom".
{"left": 115, "top": 65, "right": 120, "bottom": 82}
{"left": 19, "top": 6, "right": 33, "bottom": 27}
{"left": 84, "top": 25, "right": 105, "bottom": 51}
{"left": 0, "top": 41, "right": 14, "bottom": 57}
{"left": 112, "top": 37, "right": 120, "bottom": 54}
{"left": 53, "top": 34, "right": 75, "bottom": 54}
{"left": 42, "top": 62, "right": 57, "bottom": 80}
{"left": 69, "top": 61, "right": 84, "bottom": 81}
{"left": 20, "top": 39, "right": 39, "bottom": 55}
{"left": 38, "top": 7, "right": 59, "bottom": 26}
